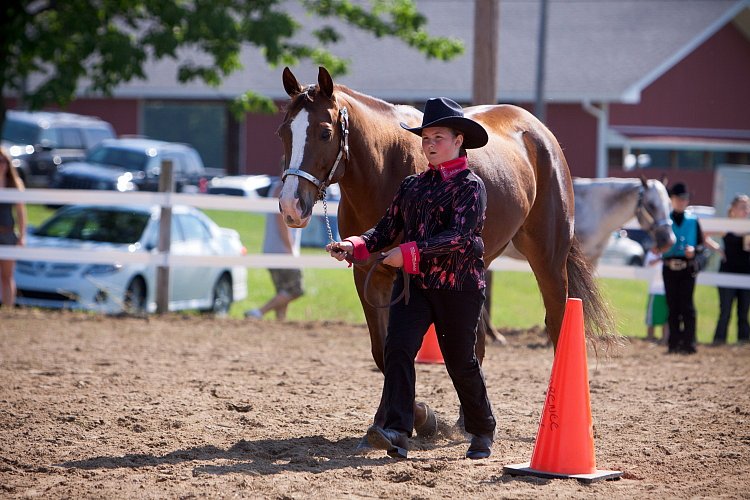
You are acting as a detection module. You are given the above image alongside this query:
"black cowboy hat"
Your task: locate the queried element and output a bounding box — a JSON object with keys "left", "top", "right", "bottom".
{"left": 401, "top": 97, "right": 489, "bottom": 149}
{"left": 669, "top": 182, "right": 690, "bottom": 198}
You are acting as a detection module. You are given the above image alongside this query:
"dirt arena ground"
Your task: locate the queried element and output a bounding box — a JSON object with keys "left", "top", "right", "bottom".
{"left": 1, "top": 308, "right": 748, "bottom": 499}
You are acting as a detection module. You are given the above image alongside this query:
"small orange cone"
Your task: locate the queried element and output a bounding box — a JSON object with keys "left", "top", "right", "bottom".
{"left": 504, "top": 298, "right": 622, "bottom": 483}
{"left": 416, "top": 324, "right": 444, "bottom": 364}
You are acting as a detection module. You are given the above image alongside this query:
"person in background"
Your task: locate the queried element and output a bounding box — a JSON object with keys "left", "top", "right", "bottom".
{"left": 244, "top": 179, "right": 304, "bottom": 320}
{"left": 712, "top": 194, "right": 750, "bottom": 345}
{"left": 0, "top": 147, "right": 27, "bottom": 308}
{"left": 661, "top": 182, "right": 720, "bottom": 354}
{"left": 644, "top": 249, "right": 669, "bottom": 344}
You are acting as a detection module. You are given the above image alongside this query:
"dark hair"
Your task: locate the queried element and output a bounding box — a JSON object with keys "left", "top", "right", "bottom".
{"left": 448, "top": 128, "right": 468, "bottom": 157}
{"left": 0, "top": 147, "right": 25, "bottom": 190}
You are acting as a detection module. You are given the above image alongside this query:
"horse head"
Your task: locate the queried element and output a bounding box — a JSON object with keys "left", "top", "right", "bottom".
{"left": 278, "top": 66, "right": 349, "bottom": 228}
{"left": 637, "top": 176, "right": 676, "bottom": 253}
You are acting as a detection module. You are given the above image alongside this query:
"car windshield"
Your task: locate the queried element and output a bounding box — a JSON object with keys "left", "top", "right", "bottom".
{"left": 2, "top": 119, "right": 39, "bottom": 144}
{"left": 85, "top": 145, "right": 150, "bottom": 171}
{"left": 36, "top": 207, "right": 150, "bottom": 244}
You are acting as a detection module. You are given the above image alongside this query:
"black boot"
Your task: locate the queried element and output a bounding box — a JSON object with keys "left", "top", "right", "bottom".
{"left": 466, "top": 434, "right": 493, "bottom": 460}
{"left": 366, "top": 425, "right": 409, "bottom": 459}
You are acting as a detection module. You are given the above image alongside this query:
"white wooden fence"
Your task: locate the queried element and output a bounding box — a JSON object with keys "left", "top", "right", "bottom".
{"left": 1, "top": 187, "right": 750, "bottom": 289}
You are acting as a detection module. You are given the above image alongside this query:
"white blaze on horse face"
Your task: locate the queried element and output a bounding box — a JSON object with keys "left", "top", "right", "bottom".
{"left": 279, "top": 109, "right": 310, "bottom": 226}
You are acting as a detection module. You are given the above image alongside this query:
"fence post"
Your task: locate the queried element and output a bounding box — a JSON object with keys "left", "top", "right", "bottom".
{"left": 156, "top": 160, "right": 174, "bottom": 314}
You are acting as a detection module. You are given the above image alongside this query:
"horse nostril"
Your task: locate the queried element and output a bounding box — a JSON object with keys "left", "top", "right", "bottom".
{"left": 285, "top": 214, "right": 296, "bottom": 225}
{"left": 299, "top": 197, "right": 312, "bottom": 219}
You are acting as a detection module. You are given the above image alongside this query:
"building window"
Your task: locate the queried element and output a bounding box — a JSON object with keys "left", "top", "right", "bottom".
{"left": 677, "top": 150, "right": 707, "bottom": 170}
{"left": 143, "top": 102, "right": 227, "bottom": 171}
{"left": 610, "top": 147, "right": 750, "bottom": 171}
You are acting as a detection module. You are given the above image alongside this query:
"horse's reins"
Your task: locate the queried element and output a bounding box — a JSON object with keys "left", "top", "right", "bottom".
{"left": 361, "top": 254, "right": 410, "bottom": 309}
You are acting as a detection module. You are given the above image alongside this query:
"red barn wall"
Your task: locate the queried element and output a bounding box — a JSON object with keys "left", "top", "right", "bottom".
{"left": 611, "top": 23, "right": 750, "bottom": 129}
{"left": 545, "top": 104, "right": 599, "bottom": 178}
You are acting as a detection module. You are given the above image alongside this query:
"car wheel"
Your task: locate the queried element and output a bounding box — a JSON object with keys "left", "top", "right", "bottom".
{"left": 628, "top": 255, "right": 644, "bottom": 267}
{"left": 206, "top": 274, "right": 232, "bottom": 316}
{"left": 124, "top": 277, "right": 147, "bottom": 315}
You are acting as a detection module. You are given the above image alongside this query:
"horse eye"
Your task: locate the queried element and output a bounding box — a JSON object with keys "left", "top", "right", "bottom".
{"left": 321, "top": 129, "right": 332, "bottom": 141}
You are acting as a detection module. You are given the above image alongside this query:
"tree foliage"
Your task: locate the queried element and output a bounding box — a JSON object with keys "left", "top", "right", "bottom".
{"left": 1, "top": 0, "right": 464, "bottom": 122}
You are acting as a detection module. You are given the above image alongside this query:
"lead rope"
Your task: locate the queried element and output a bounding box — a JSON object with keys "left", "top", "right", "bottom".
{"left": 362, "top": 255, "right": 410, "bottom": 308}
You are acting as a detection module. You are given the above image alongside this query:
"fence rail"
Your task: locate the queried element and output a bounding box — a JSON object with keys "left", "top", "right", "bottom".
{"left": 2, "top": 188, "right": 750, "bottom": 289}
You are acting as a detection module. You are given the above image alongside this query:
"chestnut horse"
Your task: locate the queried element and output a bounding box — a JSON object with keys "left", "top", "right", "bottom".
{"left": 277, "top": 67, "right": 614, "bottom": 439}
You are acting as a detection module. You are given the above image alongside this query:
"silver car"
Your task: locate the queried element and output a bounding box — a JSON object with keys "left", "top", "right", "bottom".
{"left": 15, "top": 204, "right": 247, "bottom": 314}
{"left": 600, "top": 230, "right": 645, "bottom": 267}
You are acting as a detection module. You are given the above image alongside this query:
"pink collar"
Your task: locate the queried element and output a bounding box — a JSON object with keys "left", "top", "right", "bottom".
{"left": 429, "top": 156, "right": 468, "bottom": 181}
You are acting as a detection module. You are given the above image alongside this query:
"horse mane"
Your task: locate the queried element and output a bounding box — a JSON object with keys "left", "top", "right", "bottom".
{"left": 334, "top": 85, "right": 394, "bottom": 113}
{"left": 286, "top": 81, "right": 422, "bottom": 125}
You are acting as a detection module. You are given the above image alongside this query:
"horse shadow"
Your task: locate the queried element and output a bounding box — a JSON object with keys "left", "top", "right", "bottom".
{"left": 59, "top": 435, "right": 462, "bottom": 476}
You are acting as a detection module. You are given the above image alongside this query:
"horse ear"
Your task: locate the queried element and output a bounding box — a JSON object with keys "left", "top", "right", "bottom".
{"left": 660, "top": 174, "right": 669, "bottom": 187}
{"left": 318, "top": 66, "right": 334, "bottom": 99}
{"left": 283, "top": 67, "right": 303, "bottom": 97}
{"left": 640, "top": 174, "right": 648, "bottom": 188}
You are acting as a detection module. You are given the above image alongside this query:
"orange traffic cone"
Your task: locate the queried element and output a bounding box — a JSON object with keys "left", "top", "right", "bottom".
{"left": 415, "top": 324, "right": 444, "bottom": 364}
{"left": 504, "top": 298, "right": 622, "bottom": 483}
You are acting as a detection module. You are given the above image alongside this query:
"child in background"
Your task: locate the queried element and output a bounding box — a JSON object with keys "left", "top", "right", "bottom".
{"left": 645, "top": 249, "right": 669, "bottom": 343}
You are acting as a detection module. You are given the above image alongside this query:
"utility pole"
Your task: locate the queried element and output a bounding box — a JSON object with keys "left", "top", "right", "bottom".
{"left": 534, "top": 0, "right": 550, "bottom": 122}
{"left": 472, "top": 0, "right": 499, "bottom": 105}
{"left": 473, "top": 0, "right": 499, "bottom": 331}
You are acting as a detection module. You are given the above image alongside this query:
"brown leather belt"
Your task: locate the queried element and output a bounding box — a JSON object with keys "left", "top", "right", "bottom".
{"left": 0, "top": 226, "right": 14, "bottom": 234}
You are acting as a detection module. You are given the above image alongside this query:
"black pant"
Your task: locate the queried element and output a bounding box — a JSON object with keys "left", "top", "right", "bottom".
{"left": 663, "top": 265, "right": 697, "bottom": 352}
{"left": 381, "top": 276, "right": 496, "bottom": 437}
{"left": 713, "top": 286, "right": 750, "bottom": 343}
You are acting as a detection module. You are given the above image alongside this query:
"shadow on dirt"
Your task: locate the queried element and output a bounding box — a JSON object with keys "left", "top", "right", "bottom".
{"left": 58, "top": 435, "right": 464, "bottom": 476}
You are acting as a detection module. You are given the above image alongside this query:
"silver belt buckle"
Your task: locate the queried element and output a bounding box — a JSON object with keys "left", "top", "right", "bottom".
{"left": 667, "top": 260, "right": 687, "bottom": 271}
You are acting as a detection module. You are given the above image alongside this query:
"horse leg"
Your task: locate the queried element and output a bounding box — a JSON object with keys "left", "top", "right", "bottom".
{"left": 512, "top": 198, "right": 572, "bottom": 349}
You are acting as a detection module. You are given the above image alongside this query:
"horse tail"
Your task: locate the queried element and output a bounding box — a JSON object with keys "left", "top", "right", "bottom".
{"left": 566, "top": 236, "right": 620, "bottom": 350}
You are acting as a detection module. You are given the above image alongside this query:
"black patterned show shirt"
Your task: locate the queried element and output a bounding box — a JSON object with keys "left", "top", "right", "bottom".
{"left": 350, "top": 156, "right": 487, "bottom": 290}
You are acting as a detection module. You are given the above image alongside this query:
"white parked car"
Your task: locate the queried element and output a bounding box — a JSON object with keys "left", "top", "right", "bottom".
{"left": 600, "top": 230, "right": 645, "bottom": 266}
{"left": 15, "top": 204, "right": 247, "bottom": 315}
{"left": 207, "top": 174, "right": 275, "bottom": 198}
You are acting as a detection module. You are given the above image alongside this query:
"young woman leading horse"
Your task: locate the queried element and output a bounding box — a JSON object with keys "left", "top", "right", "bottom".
{"left": 276, "top": 67, "right": 614, "bottom": 446}
{"left": 326, "top": 97, "right": 496, "bottom": 460}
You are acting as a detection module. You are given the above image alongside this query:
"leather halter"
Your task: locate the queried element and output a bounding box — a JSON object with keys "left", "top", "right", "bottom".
{"left": 282, "top": 106, "right": 350, "bottom": 200}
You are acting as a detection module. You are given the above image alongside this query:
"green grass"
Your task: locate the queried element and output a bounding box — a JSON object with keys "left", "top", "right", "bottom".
{"left": 26, "top": 205, "right": 735, "bottom": 344}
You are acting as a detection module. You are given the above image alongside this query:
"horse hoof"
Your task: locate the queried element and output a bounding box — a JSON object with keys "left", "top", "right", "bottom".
{"left": 414, "top": 403, "right": 438, "bottom": 438}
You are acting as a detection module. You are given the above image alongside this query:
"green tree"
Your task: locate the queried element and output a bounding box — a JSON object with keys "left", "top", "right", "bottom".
{"left": 0, "top": 0, "right": 463, "bottom": 129}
